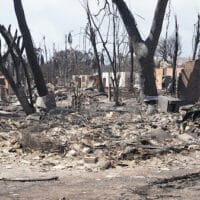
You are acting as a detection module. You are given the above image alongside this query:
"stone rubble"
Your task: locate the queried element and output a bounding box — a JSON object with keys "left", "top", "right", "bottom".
{"left": 0, "top": 91, "right": 200, "bottom": 172}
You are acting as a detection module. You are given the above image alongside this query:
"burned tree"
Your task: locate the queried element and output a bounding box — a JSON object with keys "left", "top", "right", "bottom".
{"left": 13, "top": 0, "right": 55, "bottom": 109}
{"left": 0, "top": 25, "right": 35, "bottom": 114}
{"left": 86, "top": 6, "right": 105, "bottom": 93}
{"left": 192, "top": 14, "right": 200, "bottom": 61}
{"left": 157, "top": 3, "right": 181, "bottom": 66}
{"left": 84, "top": 1, "right": 128, "bottom": 106}
{"left": 113, "top": 0, "right": 168, "bottom": 103}
{"left": 156, "top": 16, "right": 181, "bottom": 95}
{"left": 129, "top": 38, "right": 134, "bottom": 91}
{"left": 158, "top": 1, "right": 171, "bottom": 63}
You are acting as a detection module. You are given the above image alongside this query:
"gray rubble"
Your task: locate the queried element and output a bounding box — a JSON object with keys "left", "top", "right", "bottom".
{"left": 0, "top": 91, "right": 200, "bottom": 172}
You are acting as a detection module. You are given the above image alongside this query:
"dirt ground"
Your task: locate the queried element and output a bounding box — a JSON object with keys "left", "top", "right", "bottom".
{"left": 1, "top": 90, "right": 200, "bottom": 200}
{"left": 1, "top": 161, "right": 200, "bottom": 200}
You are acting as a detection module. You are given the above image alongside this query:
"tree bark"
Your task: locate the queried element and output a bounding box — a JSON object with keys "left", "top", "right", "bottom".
{"left": 139, "top": 55, "right": 157, "bottom": 97}
{"left": 13, "top": 0, "right": 48, "bottom": 97}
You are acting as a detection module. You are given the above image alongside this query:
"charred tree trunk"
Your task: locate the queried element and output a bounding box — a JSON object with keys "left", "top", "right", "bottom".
{"left": 0, "top": 64, "right": 35, "bottom": 115}
{"left": 92, "top": 40, "right": 105, "bottom": 93}
{"left": 112, "top": 7, "right": 120, "bottom": 106}
{"left": 0, "top": 25, "right": 35, "bottom": 114}
{"left": 13, "top": 0, "right": 48, "bottom": 97}
{"left": 87, "top": 11, "right": 104, "bottom": 93}
{"left": 139, "top": 55, "right": 158, "bottom": 97}
{"left": 129, "top": 40, "right": 134, "bottom": 91}
{"left": 113, "top": 0, "right": 168, "bottom": 100}
{"left": 0, "top": 25, "right": 34, "bottom": 107}
{"left": 192, "top": 14, "right": 200, "bottom": 61}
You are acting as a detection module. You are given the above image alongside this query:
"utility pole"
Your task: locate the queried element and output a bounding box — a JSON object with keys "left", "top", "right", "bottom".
{"left": 64, "top": 34, "right": 68, "bottom": 85}
{"left": 171, "top": 16, "right": 179, "bottom": 96}
{"left": 43, "top": 36, "right": 48, "bottom": 63}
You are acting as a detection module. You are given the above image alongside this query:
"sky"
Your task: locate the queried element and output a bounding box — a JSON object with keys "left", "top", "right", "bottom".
{"left": 0, "top": 0, "right": 200, "bottom": 58}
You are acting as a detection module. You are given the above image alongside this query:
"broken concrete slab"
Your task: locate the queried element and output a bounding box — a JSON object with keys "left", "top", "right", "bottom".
{"left": 158, "top": 95, "right": 182, "bottom": 113}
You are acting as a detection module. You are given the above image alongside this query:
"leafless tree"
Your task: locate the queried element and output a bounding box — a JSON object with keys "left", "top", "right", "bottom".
{"left": 83, "top": 1, "right": 126, "bottom": 106}
{"left": 157, "top": 34, "right": 182, "bottom": 64}
{"left": 13, "top": 0, "right": 56, "bottom": 109}
{"left": 156, "top": 16, "right": 181, "bottom": 95}
{"left": 85, "top": 5, "right": 105, "bottom": 93}
{"left": 0, "top": 25, "right": 35, "bottom": 114}
{"left": 192, "top": 14, "right": 200, "bottom": 61}
{"left": 113, "top": 0, "right": 169, "bottom": 104}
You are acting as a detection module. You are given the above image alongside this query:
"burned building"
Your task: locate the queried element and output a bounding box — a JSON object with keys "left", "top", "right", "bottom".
{"left": 178, "top": 60, "right": 200, "bottom": 104}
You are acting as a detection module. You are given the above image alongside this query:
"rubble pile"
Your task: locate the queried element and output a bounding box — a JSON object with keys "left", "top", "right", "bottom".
{"left": 0, "top": 93, "right": 200, "bottom": 171}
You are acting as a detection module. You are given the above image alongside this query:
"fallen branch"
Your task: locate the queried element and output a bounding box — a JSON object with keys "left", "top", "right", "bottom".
{"left": 152, "top": 171, "right": 200, "bottom": 185}
{"left": 0, "top": 176, "right": 59, "bottom": 182}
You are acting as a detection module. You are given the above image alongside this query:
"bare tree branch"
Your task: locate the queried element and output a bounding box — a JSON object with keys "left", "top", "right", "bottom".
{"left": 0, "top": 24, "right": 34, "bottom": 107}
{"left": 192, "top": 14, "right": 200, "bottom": 60}
{"left": 145, "top": 0, "right": 169, "bottom": 56}
{"left": 13, "top": 0, "right": 49, "bottom": 97}
{"left": 112, "top": 0, "right": 143, "bottom": 44}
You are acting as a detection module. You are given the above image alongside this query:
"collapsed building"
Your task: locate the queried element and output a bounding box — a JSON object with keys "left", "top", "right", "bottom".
{"left": 1, "top": 57, "right": 199, "bottom": 108}
{"left": 72, "top": 59, "right": 200, "bottom": 106}
{"left": 72, "top": 72, "right": 131, "bottom": 90}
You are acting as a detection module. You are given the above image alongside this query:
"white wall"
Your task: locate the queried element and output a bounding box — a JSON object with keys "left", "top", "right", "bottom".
{"left": 102, "top": 72, "right": 130, "bottom": 88}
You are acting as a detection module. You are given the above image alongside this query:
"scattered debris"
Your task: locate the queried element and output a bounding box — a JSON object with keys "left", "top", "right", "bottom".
{"left": 0, "top": 88, "right": 200, "bottom": 175}
{"left": 0, "top": 176, "right": 59, "bottom": 182}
